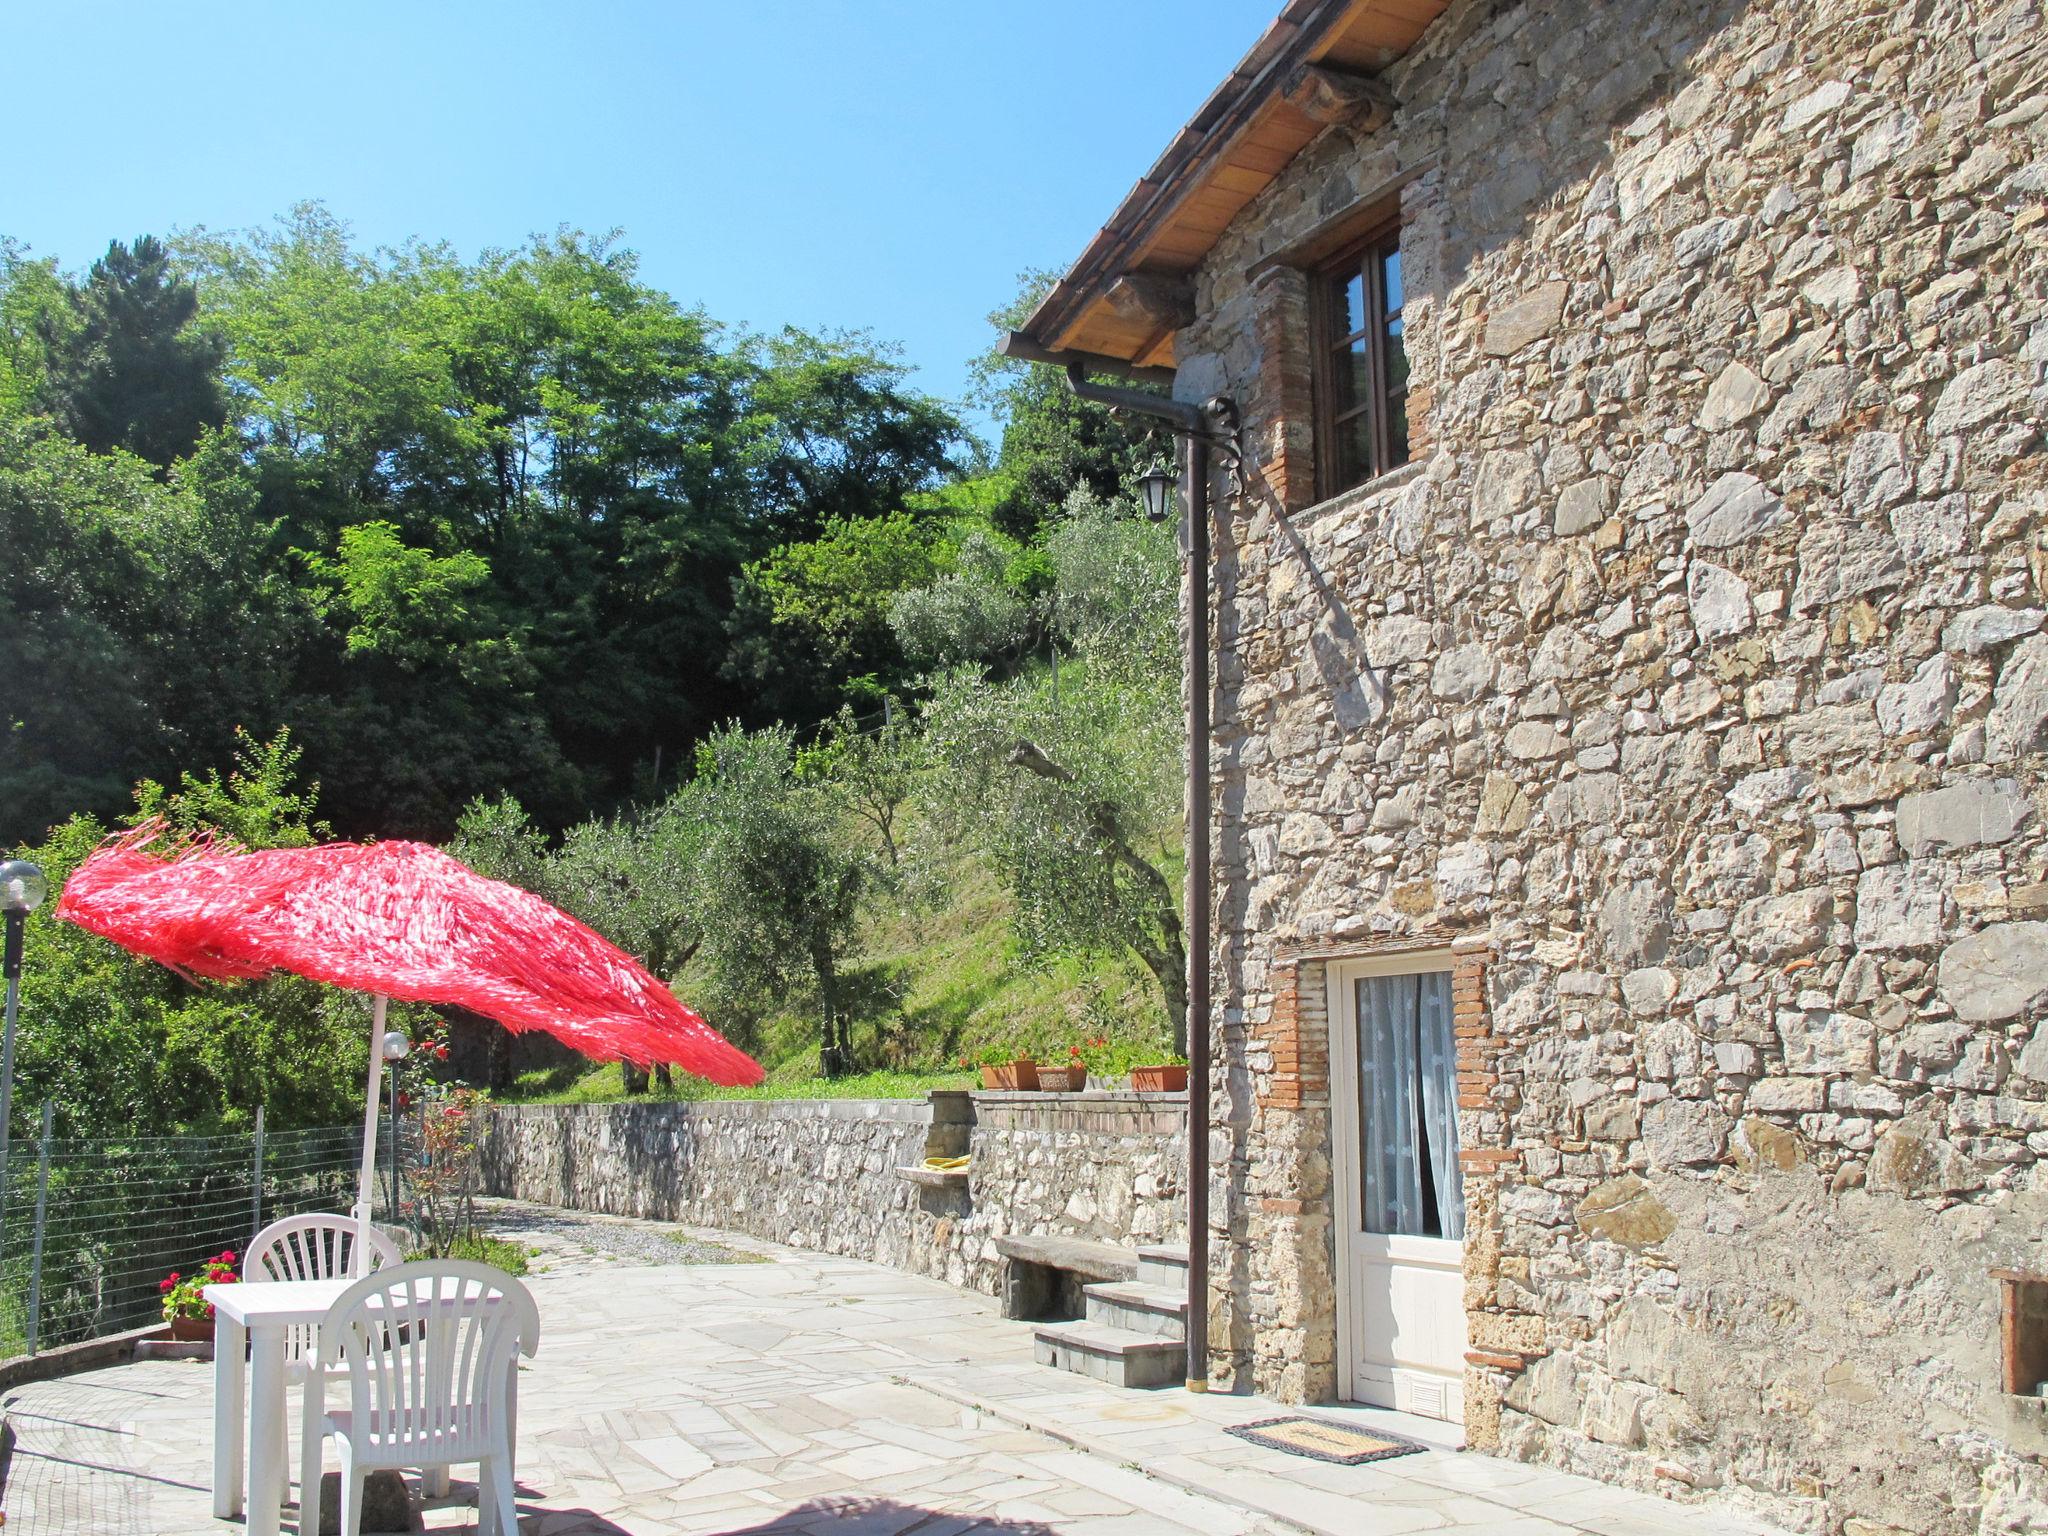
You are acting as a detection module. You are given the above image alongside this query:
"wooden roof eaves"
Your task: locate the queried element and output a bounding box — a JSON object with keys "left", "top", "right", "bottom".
{"left": 1018, "top": 0, "right": 1359, "bottom": 353}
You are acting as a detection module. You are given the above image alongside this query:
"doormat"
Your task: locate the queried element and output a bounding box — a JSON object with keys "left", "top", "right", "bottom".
{"left": 1225, "top": 1415, "right": 1430, "bottom": 1464}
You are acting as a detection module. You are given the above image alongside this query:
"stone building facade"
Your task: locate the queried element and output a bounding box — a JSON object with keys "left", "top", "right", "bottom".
{"left": 1014, "top": 1, "right": 2047, "bottom": 1532}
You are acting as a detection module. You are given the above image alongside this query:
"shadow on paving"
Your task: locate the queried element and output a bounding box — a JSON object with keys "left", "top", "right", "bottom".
{"left": 710, "top": 1500, "right": 1060, "bottom": 1536}
{"left": 430, "top": 1494, "right": 1058, "bottom": 1536}
{"left": 0, "top": 1382, "right": 187, "bottom": 1534}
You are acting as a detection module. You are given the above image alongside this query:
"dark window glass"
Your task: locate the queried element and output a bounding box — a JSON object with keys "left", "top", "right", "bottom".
{"left": 1315, "top": 230, "right": 1411, "bottom": 499}
{"left": 1336, "top": 271, "right": 1365, "bottom": 339}
{"left": 1332, "top": 337, "right": 1369, "bottom": 416}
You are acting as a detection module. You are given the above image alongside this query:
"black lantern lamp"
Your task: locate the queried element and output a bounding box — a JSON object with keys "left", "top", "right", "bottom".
{"left": 1136, "top": 460, "right": 1177, "bottom": 523}
{"left": 1, "top": 859, "right": 46, "bottom": 989}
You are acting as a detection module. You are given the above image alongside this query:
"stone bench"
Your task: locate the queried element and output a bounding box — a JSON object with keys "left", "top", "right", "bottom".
{"left": 994, "top": 1234, "right": 1137, "bottom": 1321}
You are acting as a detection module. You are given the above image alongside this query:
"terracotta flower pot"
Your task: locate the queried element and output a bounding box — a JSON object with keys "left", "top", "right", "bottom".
{"left": 168, "top": 1315, "right": 215, "bottom": 1343}
{"left": 979, "top": 1060, "right": 1040, "bottom": 1091}
{"left": 1130, "top": 1065, "right": 1188, "bottom": 1094}
{"left": 1036, "top": 1065, "right": 1086, "bottom": 1092}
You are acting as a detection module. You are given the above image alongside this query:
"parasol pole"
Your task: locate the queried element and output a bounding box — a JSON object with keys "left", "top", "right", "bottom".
{"left": 353, "top": 994, "right": 388, "bottom": 1276}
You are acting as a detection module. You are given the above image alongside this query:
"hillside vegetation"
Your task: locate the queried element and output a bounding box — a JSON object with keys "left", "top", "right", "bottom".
{"left": 2, "top": 221, "right": 1186, "bottom": 1135}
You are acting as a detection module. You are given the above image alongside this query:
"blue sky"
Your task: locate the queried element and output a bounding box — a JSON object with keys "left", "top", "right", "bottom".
{"left": 3, "top": 1, "right": 1278, "bottom": 443}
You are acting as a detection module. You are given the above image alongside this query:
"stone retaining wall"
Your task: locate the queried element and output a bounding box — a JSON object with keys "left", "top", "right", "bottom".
{"left": 479, "top": 1093, "right": 1186, "bottom": 1297}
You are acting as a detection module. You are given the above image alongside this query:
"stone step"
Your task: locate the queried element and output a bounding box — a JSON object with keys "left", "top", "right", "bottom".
{"left": 1135, "top": 1243, "right": 1189, "bottom": 1290}
{"left": 1032, "top": 1320, "right": 1184, "bottom": 1390}
{"left": 1082, "top": 1281, "right": 1187, "bottom": 1341}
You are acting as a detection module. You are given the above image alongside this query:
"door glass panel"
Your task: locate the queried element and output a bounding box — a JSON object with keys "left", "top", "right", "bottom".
{"left": 1355, "top": 972, "right": 1464, "bottom": 1239}
{"left": 1381, "top": 246, "right": 1403, "bottom": 317}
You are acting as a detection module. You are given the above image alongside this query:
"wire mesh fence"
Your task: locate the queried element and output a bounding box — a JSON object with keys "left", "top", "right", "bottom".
{"left": 0, "top": 1113, "right": 382, "bottom": 1358}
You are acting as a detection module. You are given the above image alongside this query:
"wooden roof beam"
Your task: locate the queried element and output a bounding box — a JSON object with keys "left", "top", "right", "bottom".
{"left": 1281, "top": 62, "right": 1395, "bottom": 129}
{"left": 1105, "top": 273, "right": 1198, "bottom": 334}
{"left": 997, "top": 330, "right": 1179, "bottom": 387}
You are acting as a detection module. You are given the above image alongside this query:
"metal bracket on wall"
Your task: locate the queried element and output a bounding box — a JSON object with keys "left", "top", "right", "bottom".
{"left": 1197, "top": 396, "right": 1247, "bottom": 503}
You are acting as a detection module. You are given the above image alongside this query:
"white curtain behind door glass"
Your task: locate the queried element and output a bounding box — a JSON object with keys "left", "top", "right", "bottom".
{"left": 1415, "top": 970, "right": 1464, "bottom": 1240}
{"left": 1356, "top": 972, "right": 1464, "bottom": 1239}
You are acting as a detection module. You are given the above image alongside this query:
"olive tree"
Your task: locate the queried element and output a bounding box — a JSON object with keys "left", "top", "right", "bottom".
{"left": 922, "top": 647, "right": 1185, "bottom": 1051}
{"left": 688, "top": 724, "right": 874, "bottom": 1075}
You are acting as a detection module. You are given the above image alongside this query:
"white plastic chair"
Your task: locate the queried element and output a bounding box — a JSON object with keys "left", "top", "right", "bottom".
{"left": 300, "top": 1260, "right": 540, "bottom": 1536}
{"left": 247, "top": 1213, "right": 404, "bottom": 1507}
{"left": 250, "top": 1211, "right": 403, "bottom": 1285}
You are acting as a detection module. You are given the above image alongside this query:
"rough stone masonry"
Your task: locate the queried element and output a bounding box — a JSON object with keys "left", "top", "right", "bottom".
{"left": 1169, "top": 2, "right": 2048, "bottom": 1533}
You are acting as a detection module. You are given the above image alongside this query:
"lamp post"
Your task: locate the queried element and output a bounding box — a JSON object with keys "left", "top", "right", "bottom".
{"left": 1062, "top": 365, "right": 1241, "bottom": 1394}
{"left": 0, "top": 859, "right": 50, "bottom": 1272}
{"left": 383, "top": 1029, "right": 410, "bottom": 1234}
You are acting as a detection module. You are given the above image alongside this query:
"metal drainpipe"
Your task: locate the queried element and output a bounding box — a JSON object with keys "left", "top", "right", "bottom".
{"left": 1060, "top": 364, "right": 1218, "bottom": 1391}
{"left": 1182, "top": 427, "right": 1212, "bottom": 1393}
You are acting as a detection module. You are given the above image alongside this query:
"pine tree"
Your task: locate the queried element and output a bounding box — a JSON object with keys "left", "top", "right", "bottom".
{"left": 39, "top": 235, "right": 226, "bottom": 468}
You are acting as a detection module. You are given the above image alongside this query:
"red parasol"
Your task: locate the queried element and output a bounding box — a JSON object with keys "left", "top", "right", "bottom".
{"left": 57, "top": 825, "right": 761, "bottom": 1261}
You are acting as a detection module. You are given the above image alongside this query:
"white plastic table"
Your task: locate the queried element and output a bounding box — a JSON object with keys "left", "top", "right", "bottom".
{"left": 206, "top": 1277, "right": 352, "bottom": 1536}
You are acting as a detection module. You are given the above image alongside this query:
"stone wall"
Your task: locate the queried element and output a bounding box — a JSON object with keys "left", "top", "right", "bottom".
{"left": 1173, "top": 1, "right": 2048, "bottom": 1532}
{"left": 479, "top": 1092, "right": 1185, "bottom": 1297}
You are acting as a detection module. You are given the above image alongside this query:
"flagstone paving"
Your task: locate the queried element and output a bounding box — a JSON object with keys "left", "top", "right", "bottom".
{"left": 0, "top": 1202, "right": 1788, "bottom": 1536}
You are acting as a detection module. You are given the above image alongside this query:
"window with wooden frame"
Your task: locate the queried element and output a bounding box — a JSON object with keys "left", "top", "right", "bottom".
{"left": 1311, "top": 226, "right": 1408, "bottom": 499}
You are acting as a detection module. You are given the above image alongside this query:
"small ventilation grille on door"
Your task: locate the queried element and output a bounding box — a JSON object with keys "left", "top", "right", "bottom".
{"left": 1408, "top": 1377, "right": 1447, "bottom": 1419}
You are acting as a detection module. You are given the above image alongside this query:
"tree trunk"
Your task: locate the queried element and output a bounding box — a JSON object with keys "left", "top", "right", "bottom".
{"left": 1007, "top": 736, "right": 1190, "bottom": 1053}
{"left": 813, "top": 940, "right": 849, "bottom": 1077}
{"left": 1124, "top": 875, "right": 1189, "bottom": 1056}
{"left": 621, "top": 1060, "right": 649, "bottom": 1094}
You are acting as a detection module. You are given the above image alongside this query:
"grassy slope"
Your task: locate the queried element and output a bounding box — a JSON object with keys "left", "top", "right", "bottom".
{"left": 513, "top": 853, "right": 1175, "bottom": 1106}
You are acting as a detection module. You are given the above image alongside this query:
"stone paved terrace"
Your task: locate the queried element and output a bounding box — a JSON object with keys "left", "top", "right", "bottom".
{"left": 0, "top": 1202, "right": 1790, "bottom": 1536}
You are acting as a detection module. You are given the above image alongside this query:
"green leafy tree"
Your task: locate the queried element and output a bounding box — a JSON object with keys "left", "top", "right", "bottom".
{"left": 887, "top": 529, "right": 1039, "bottom": 672}
{"left": 451, "top": 787, "right": 723, "bottom": 1093}
{"left": 689, "top": 724, "right": 874, "bottom": 1075}
{"left": 923, "top": 657, "right": 1185, "bottom": 1051}
{"left": 744, "top": 328, "right": 963, "bottom": 540}
{"left": 167, "top": 210, "right": 968, "bottom": 833}
{"left": 0, "top": 415, "right": 300, "bottom": 845}
{"left": 36, "top": 235, "right": 226, "bottom": 469}
{"left": 1043, "top": 487, "right": 1179, "bottom": 673}
{"left": 300, "top": 520, "right": 496, "bottom": 669}
{"left": 552, "top": 795, "right": 716, "bottom": 1093}
{"left": 797, "top": 702, "right": 919, "bottom": 868}
{"left": 447, "top": 793, "right": 554, "bottom": 898}
{"left": 132, "top": 725, "right": 329, "bottom": 848}
{"left": 739, "top": 511, "right": 941, "bottom": 678}
{"left": 0, "top": 240, "right": 70, "bottom": 416}
{"left": 970, "top": 271, "right": 1158, "bottom": 540}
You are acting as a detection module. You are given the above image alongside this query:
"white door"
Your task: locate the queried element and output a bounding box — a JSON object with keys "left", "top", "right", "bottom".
{"left": 1328, "top": 955, "right": 1468, "bottom": 1422}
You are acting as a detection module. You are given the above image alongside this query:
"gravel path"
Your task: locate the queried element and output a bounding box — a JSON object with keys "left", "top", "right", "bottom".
{"left": 472, "top": 1195, "right": 772, "bottom": 1274}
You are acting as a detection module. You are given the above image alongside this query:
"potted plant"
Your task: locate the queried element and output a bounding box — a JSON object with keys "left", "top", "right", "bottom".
{"left": 975, "top": 1046, "right": 1039, "bottom": 1091}
{"left": 1130, "top": 1053, "right": 1190, "bottom": 1094}
{"left": 1036, "top": 1044, "right": 1089, "bottom": 1093}
{"left": 160, "top": 1249, "right": 239, "bottom": 1341}
{"left": 1071, "top": 1036, "right": 1139, "bottom": 1090}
